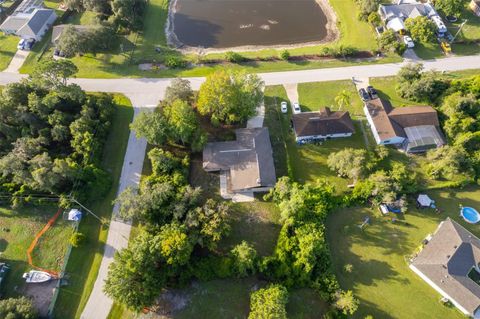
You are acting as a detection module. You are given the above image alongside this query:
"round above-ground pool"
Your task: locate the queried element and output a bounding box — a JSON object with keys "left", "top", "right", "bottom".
{"left": 461, "top": 207, "right": 480, "bottom": 224}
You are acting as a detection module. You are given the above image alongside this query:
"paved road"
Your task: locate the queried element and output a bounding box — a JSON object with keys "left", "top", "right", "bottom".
{"left": 1, "top": 53, "right": 476, "bottom": 319}
{"left": 81, "top": 95, "right": 162, "bottom": 319}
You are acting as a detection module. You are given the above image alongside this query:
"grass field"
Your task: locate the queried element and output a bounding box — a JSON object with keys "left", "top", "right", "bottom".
{"left": 298, "top": 80, "right": 364, "bottom": 116}
{"left": 0, "top": 205, "right": 74, "bottom": 297}
{"left": 326, "top": 186, "right": 480, "bottom": 318}
{"left": 52, "top": 94, "right": 133, "bottom": 319}
{"left": 0, "top": 34, "right": 19, "bottom": 71}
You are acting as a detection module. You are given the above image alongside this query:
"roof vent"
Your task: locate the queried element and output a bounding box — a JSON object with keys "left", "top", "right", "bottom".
{"left": 256, "top": 178, "right": 261, "bottom": 185}
{"left": 442, "top": 265, "right": 447, "bottom": 269}
{"left": 454, "top": 245, "right": 457, "bottom": 249}
{"left": 447, "top": 255, "right": 450, "bottom": 259}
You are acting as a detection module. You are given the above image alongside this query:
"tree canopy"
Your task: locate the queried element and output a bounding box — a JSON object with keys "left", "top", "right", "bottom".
{"left": 248, "top": 284, "right": 289, "bottom": 319}
{"left": 197, "top": 70, "right": 264, "bottom": 125}
{"left": 434, "top": 0, "right": 464, "bottom": 17}
{"left": 0, "top": 297, "right": 37, "bottom": 319}
{"left": 405, "top": 16, "right": 437, "bottom": 43}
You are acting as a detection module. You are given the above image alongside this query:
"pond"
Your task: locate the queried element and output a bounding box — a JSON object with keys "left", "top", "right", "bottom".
{"left": 168, "top": 0, "right": 337, "bottom": 51}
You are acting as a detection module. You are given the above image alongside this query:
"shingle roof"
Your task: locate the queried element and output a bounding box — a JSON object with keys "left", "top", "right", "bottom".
{"left": 0, "top": 16, "right": 29, "bottom": 31}
{"left": 365, "top": 98, "right": 444, "bottom": 145}
{"left": 411, "top": 218, "right": 480, "bottom": 315}
{"left": 203, "top": 127, "right": 276, "bottom": 191}
{"left": 0, "top": 9, "right": 55, "bottom": 36}
{"left": 379, "top": 3, "right": 436, "bottom": 21}
{"left": 292, "top": 107, "right": 355, "bottom": 138}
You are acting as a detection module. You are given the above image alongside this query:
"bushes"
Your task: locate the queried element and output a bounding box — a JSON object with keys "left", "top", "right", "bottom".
{"left": 70, "top": 232, "right": 86, "bottom": 247}
{"left": 320, "top": 45, "right": 358, "bottom": 58}
{"left": 248, "top": 284, "right": 288, "bottom": 319}
{"left": 225, "top": 51, "right": 246, "bottom": 63}
{"left": 279, "top": 50, "right": 290, "bottom": 61}
{"left": 164, "top": 55, "right": 187, "bottom": 69}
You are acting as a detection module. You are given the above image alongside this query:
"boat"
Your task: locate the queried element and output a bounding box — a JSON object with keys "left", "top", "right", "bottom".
{"left": 22, "top": 270, "right": 52, "bottom": 283}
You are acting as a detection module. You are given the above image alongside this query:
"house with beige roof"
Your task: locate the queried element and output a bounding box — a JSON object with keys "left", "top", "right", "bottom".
{"left": 364, "top": 98, "right": 445, "bottom": 153}
{"left": 410, "top": 218, "right": 480, "bottom": 318}
{"left": 203, "top": 127, "right": 276, "bottom": 198}
{"left": 292, "top": 107, "right": 355, "bottom": 143}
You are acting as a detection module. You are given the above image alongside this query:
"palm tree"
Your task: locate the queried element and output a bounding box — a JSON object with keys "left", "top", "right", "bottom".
{"left": 334, "top": 90, "right": 351, "bottom": 111}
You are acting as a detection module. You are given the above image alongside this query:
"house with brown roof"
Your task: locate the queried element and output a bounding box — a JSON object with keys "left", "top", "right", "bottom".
{"left": 203, "top": 127, "right": 276, "bottom": 199}
{"left": 410, "top": 218, "right": 480, "bottom": 318}
{"left": 364, "top": 98, "right": 445, "bottom": 153}
{"left": 291, "top": 107, "right": 355, "bottom": 144}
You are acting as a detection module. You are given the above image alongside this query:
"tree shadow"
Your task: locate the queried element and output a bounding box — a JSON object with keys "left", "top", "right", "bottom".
{"left": 0, "top": 239, "right": 8, "bottom": 253}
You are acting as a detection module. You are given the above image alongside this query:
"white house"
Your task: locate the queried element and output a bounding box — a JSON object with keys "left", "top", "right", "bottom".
{"left": 0, "top": 8, "right": 57, "bottom": 41}
{"left": 410, "top": 218, "right": 480, "bottom": 318}
{"left": 292, "top": 107, "right": 355, "bottom": 143}
{"left": 364, "top": 98, "right": 445, "bottom": 153}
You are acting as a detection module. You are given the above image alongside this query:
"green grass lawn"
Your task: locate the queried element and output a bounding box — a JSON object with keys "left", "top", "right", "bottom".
{"left": 327, "top": 186, "right": 480, "bottom": 318}
{"left": 52, "top": 94, "right": 133, "bottom": 319}
{"left": 369, "top": 76, "right": 423, "bottom": 107}
{"left": 298, "top": 80, "right": 364, "bottom": 116}
{"left": 0, "top": 205, "right": 74, "bottom": 297}
{"left": 0, "top": 34, "right": 19, "bottom": 71}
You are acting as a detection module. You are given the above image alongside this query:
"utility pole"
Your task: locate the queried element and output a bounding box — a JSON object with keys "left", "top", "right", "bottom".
{"left": 451, "top": 19, "right": 468, "bottom": 43}
{"left": 69, "top": 196, "right": 103, "bottom": 223}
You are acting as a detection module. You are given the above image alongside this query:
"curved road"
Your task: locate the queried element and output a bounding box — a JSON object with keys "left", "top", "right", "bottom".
{"left": 1, "top": 54, "right": 477, "bottom": 319}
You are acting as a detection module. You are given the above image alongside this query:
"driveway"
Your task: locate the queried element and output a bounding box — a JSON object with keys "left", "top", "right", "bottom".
{"left": 4, "top": 49, "right": 29, "bottom": 73}
{"left": 283, "top": 83, "right": 299, "bottom": 112}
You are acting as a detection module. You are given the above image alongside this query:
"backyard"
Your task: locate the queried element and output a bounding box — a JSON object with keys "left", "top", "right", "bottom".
{"left": 327, "top": 186, "right": 480, "bottom": 318}
{"left": 52, "top": 95, "right": 133, "bottom": 319}
{"left": 0, "top": 204, "right": 74, "bottom": 297}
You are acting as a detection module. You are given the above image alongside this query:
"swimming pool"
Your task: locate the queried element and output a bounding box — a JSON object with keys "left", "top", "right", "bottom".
{"left": 461, "top": 207, "right": 480, "bottom": 224}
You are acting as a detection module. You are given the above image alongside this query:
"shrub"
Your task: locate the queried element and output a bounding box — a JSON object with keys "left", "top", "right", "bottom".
{"left": 70, "top": 232, "right": 86, "bottom": 247}
{"left": 225, "top": 51, "right": 245, "bottom": 63}
{"left": 164, "top": 55, "right": 186, "bottom": 68}
{"left": 279, "top": 50, "right": 290, "bottom": 61}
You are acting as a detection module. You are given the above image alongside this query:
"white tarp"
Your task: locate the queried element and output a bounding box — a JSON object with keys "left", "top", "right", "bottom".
{"left": 417, "top": 194, "right": 433, "bottom": 207}
{"left": 386, "top": 17, "right": 405, "bottom": 32}
{"left": 68, "top": 209, "right": 82, "bottom": 221}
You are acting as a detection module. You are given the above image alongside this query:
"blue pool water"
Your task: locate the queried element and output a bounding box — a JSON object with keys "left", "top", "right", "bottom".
{"left": 461, "top": 207, "right": 480, "bottom": 224}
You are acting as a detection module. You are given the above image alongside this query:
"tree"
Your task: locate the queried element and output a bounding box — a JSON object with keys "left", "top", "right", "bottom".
{"left": 396, "top": 63, "right": 423, "bottom": 84}
{"left": 130, "top": 111, "right": 170, "bottom": 145}
{"left": 435, "top": 0, "right": 464, "bottom": 17}
{"left": 111, "top": 0, "right": 146, "bottom": 31}
{"left": 248, "top": 284, "right": 288, "bottom": 319}
{"left": 279, "top": 50, "right": 290, "bottom": 60}
{"left": 0, "top": 297, "right": 37, "bottom": 319}
{"left": 56, "top": 25, "right": 90, "bottom": 58}
{"left": 405, "top": 16, "right": 437, "bottom": 43}
{"left": 426, "top": 145, "right": 473, "bottom": 180}
{"left": 327, "top": 148, "right": 368, "bottom": 181}
{"left": 197, "top": 70, "right": 264, "bottom": 125}
{"left": 64, "top": 0, "right": 83, "bottom": 11}
{"left": 367, "top": 12, "right": 381, "bottom": 26}
{"left": 378, "top": 29, "right": 403, "bottom": 54}
{"left": 230, "top": 241, "right": 257, "bottom": 277}
{"left": 164, "top": 78, "right": 194, "bottom": 104}
{"left": 334, "top": 90, "right": 351, "bottom": 111}
{"left": 334, "top": 290, "right": 359, "bottom": 315}
{"left": 104, "top": 231, "right": 166, "bottom": 311}
{"left": 155, "top": 223, "right": 193, "bottom": 266}
{"left": 31, "top": 59, "right": 78, "bottom": 88}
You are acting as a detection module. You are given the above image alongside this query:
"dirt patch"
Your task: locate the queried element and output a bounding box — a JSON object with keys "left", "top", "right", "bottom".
{"left": 23, "top": 279, "right": 58, "bottom": 317}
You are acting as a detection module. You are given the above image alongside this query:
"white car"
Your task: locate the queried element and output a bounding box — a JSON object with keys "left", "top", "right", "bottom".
{"left": 280, "top": 101, "right": 288, "bottom": 114}
{"left": 403, "top": 36, "right": 415, "bottom": 49}
{"left": 17, "top": 38, "right": 26, "bottom": 50}
{"left": 293, "top": 102, "right": 301, "bottom": 114}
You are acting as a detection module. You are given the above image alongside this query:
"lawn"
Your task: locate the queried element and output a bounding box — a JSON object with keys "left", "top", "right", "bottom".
{"left": 298, "top": 80, "right": 364, "bottom": 116}
{"left": 326, "top": 186, "right": 480, "bottom": 318}
{"left": 52, "top": 94, "right": 133, "bottom": 319}
{"left": 0, "top": 205, "right": 74, "bottom": 297}
{"left": 0, "top": 34, "right": 19, "bottom": 71}
{"left": 264, "top": 85, "right": 370, "bottom": 192}
{"left": 369, "top": 76, "right": 423, "bottom": 107}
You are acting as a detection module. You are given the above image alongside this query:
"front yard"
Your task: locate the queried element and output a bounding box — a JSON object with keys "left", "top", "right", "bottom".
{"left": 327, "top": 186, "right": 480, "bottom": 318}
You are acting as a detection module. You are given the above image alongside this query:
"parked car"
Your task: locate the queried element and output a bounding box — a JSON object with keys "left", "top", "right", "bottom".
{"left": 446, "top": 16, "right": 457, "bottom": 23}
{"left": 358, "top": 88, "right": 370, "bottom": 102}
{"left": 24, "top": 39, "right": 35, "bottom": 51}
{"left": 53, "top": 49, "right": 65, "bottom": 57}
{"left": 293, "top": 102, "right": 301, "bottom": 114}
{"left": 366, "top": 86, "right": 378, "bottom": 99}
{"left": 375, "top": 26, "right": 384, "bottom": 37}
{"left": 403, "top": 36, "right": 415, "bottom": 48}
{"left": 280, "top": 101, "right": 288, "bottom": 114}
{"left": 17, "top": 38, "right": 26, "bottom": 50}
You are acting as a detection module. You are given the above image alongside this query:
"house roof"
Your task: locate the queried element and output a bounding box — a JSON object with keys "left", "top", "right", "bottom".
{"left": 379, "top": 3, "right": 437, "bottom": 22}
{"left": 411, "top": 218, "right": 480, "bottom": 315}
{"left": 292, "top": 107, "right": 355, "bottom": 138}
{"left": 0, "top": 9, "right": 55, "bottom": 36}
{"left": 52, "top": 24, "right": 91, "bottom": 43}
{"left": 203, "top": 127, "right": 276, "bottom": 191}
{"left": 365, "top": 98, "right": 444, "bottom": 145}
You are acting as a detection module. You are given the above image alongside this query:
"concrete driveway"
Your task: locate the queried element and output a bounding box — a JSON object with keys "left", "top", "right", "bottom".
{"left": 5, "top": 49, "right": 29, "bottom": 73}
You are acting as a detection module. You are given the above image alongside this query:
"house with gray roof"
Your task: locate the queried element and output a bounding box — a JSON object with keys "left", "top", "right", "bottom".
{"left": 410, "top": 218, "right": 480, "bottom": 318}
{"left": 0, "top": 8, "right": 56, "bottom": 41}
{"left": 203, "top": 127, "right": 276, "bottom": 198}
